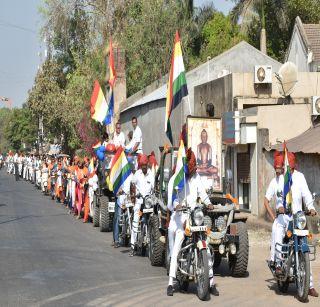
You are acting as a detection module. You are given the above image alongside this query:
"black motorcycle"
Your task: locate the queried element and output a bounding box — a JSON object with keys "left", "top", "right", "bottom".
{"left": 173, "top": 203, "right": 210, "bottom": 301}
{"left": 135, "top": 194, "right": 155, "bottom": 256}
{"left": 268, "top": 204, "right": 317, "bottom": 302}
{"left": 118, "top": 193, "right": 134, "bottom": 247}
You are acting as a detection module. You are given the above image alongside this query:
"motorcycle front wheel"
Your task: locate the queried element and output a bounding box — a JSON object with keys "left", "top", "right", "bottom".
{"left": 196, "top": 248, "right": 210, "bottom": 301}
{"left": 296, "top": 251, "right": 310, "bottom": 302}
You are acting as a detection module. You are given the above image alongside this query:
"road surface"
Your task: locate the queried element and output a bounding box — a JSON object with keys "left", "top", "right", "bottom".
{"left": 0, "top": 170, "right": 319, "bottom": 306}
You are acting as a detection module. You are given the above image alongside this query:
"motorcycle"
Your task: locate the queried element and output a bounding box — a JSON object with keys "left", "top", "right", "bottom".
{"left": 267, "top": 196, "right": 318, "bottom": 302}
{"left": 135, "top": 194, "right": 156, "bottom": 256}
{"left": 118, "top": 192, "right": 134, "bottom": 246}
{"left": 173, "top": 202, "right": 211, "bottom": 301}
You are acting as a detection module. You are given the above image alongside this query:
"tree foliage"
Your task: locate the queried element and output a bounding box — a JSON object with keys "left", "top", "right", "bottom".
{"left": 0, "top": 108, "right": 12, "bottom": 153}
{"left": 199, "top": 12, "right": 244, "bottom": 62}
{"left": 231, "top": 0, "right": 320, "bottom": 61}
{"left": 3, "top": 108, "right": 37, "bottom": 151}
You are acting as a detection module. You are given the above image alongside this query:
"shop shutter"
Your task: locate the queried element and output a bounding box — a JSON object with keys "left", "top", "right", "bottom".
{"left": 237, "top": 153, "right": 250, "bottom": 183}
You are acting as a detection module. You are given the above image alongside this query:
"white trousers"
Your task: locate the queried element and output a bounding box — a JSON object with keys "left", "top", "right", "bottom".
{"left": 71, "top": 181, "right": 76, "bottom": 208}
{"left": 18, "top": 164, "right": 22, "bottom": 176}
{"left": 130, "top": 201, "right": 142, "bottom": 247}
{"left": 271, "top": 214, "right": 314, "bottom": 288}
{"left": 168, "top": 214, "right": 214, "bottom": 283}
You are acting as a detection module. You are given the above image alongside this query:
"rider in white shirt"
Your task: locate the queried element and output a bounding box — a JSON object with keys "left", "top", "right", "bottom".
{"left": 129, "top": 155, "right": 154, "bottom": 256}
{"left": 264, "top": 151, "right": 318, "bottom": 297}
{"left": 167, "top": 148, "right": 219, "bottom": 297}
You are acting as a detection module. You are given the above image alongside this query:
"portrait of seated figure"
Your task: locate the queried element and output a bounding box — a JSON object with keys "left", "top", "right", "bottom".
{"left": 196, "top": 129, "right": 218, "bottom": 177}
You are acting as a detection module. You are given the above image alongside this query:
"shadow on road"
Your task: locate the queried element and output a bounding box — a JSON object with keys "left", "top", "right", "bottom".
{"left": 265, "top": 277, "right": 296, "bottom": 297}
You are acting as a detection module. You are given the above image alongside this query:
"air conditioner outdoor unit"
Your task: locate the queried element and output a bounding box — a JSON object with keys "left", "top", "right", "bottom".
{"left": 254, "top": 65, "right": 272, "bottom": 84}
{"left": 312, "top": 96, "right": 320, "bottom": 116}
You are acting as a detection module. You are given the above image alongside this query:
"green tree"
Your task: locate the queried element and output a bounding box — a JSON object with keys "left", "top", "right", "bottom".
{"left": 4, "top": 108, "right": 37, "bottom": 151}
{"left": 117, "top": 0, "right": 197, "bottom": 96}
{"left": 0, "top": 108, "right": 12, "bottom": 153}
{"left": 199, "top": 12, "right": 244, "bottom": 62}
{"left": 231, "top": 0, "right": 320, "bottom": 61}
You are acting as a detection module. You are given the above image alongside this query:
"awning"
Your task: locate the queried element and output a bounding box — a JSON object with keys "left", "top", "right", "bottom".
{"left": 268, "top": 125, "right": 320, "bottom": 154}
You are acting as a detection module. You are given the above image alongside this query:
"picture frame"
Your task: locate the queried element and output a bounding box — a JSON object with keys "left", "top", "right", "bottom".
{"left": 187, "top": 116, "right": 222, "bottom": 192}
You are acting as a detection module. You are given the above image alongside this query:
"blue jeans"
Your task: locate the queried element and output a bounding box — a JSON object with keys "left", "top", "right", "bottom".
{"left": 113, "top": 198, "right": 122, "bottom": 243}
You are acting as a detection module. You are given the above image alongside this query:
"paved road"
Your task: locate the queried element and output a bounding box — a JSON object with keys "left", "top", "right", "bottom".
{"left": 0, "top": 170, "right": 319, "bottom": 307}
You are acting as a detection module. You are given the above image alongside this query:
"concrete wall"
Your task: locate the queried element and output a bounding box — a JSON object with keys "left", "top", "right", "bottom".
{"left": 287, "top": 26, "right": 309, "bottom": 72}
{"left": 120, "top": 98, "right": 167, "bottom": 161}
{"left": 186, "top": 41, "right": 281, "bottom": 114}
{"left": 245, "top": 104, "right": 312, "bottom": 145}
{"left": 232, "top": 72, "right": 320, "bottom": 99}
{"left": 193, "top": 74, "right": 233, "bottom": 117}
{"left": 259, "top": 149, "right": 320, "bottom": 219}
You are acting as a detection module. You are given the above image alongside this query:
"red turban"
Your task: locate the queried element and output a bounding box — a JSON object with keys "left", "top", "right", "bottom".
{"left": 138, "top": 154, "right": 148, "bottom": 168}
{"left": 186, "top": 148, "right": 197, "bottom": 175}
{"left": 148, "top": 151, "right": 158, "bottom": 167}
{"left": 106, "top": 143, "right": 116, "bottom": 153}
{"left": 273, "top": 151, "right": 284, "bottom": 168}
{"left": 287, "top": 152, "right": 296, "bottom": 168}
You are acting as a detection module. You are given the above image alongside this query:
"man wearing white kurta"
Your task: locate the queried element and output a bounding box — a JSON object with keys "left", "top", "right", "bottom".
{"left": 112, "top": 122, "right": 126, "bottom": 148}
{"left": 129, "top": 155, "right": 154, "bottom": 256}
{"left": 264, "top": 151, "right": 318, "bottom": 297}
{"left": 167, "top": 149, "right": 218, "bottom": 297}
{"left": 127, "top": 117, "right": 142, "bottom": 154}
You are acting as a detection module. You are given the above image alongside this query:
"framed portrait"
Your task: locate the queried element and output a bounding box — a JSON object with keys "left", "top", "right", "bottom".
{"left": 187, "top": 116, "right": 222, "bottom": 192}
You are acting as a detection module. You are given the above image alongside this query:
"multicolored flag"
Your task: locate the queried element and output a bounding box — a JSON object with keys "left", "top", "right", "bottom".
{"left": 165, "top": 31, "right": 188, "bottom": 145}
{"left": 108, "top": 38, "right": 116, "bottom": 88}
{"left": 90, "top": 81, "right": 108, "bottom": 124}
{"left": 109, "top": 147, "right": 132, "bottom": 194}
{"left": 88, "top": 158, "right": 94, "bottom": 174}
{"left": 105, "top": 38, "right": 116, "bottom": 131}
{"left": 92, "top": 141, "right": 102, "bottom": 151}
{"left": 283, "top": 143, "right": 293, "bottom": 210}
{"left": 104, "top": 90, "right": 114, "bottom": 126}
{"left": 167, "top": 139, "right": 188, "bottom": 208}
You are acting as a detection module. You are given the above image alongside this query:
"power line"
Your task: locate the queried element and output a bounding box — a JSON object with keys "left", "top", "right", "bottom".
{"left": 0, "top": 19, "right": 37, "bottom": 34}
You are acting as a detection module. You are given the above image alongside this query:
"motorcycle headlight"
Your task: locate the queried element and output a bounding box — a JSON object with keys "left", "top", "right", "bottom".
{"left": 215, "top": 216, "right": 226, "bottom": 232}
{"left": 194, "top": 208, "right": 204, "bottom": 226}
{"left": 144, "top": 196, "right": 153, "bottom": 209}
{"left": 295, "top": 211, "right": 307, "bottom": 230}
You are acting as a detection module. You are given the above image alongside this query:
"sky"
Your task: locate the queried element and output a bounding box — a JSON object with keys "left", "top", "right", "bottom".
{"left": 0, "top": 0, "right": 234, "bottom": 108}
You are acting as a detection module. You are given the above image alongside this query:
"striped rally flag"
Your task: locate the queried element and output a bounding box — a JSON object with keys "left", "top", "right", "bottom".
{"left": 108, "top": 38, "right": 116, "bottom": 88}
{"left": 105, "top": 38, "right": 116, "bottom": 132}
{"left": 88, "top": 158, "right": 94, "bottom": 174}
{"left": 109, "top": 147, "right": 132, "bottom": 194}
{"left": 167, "top": 139, "right": 187, "bottom": 208}
{"left": 283, "top": 143, "right": 293, "bottom": 210}
{"left": 165, "top": 31, "right": 188, "bottom": 145}
{"left": 92, "top": 141, "right": 101, "bottom": 151}
{"left": 90, "top": 81, "right": 108, "bottom": 123}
